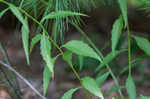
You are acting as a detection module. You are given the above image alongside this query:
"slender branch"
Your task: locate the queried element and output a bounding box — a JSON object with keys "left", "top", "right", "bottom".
{"left": 0, "top": 61, "right": 46, "bottom": 99}
{"left": 0, "top": 41, "right": 23, "bottom": 99}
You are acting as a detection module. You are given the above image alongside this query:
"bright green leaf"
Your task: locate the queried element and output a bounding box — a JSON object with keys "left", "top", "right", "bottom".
{"left": 43, "top": 65, "right": 51, "bottom": 96}
{"left": 126, "top": 75, "right": 136, "bottom": 99}
{"left": 81, "top": 76, "right": 104, "bottom": 99}
{"left": 40, "top": 33, "right": 53, "bottom": 73}
{"left": 96, "top": 72, "right": 110, "bottom": 86}
{"left": 30, "top": 34, "right": 41, "bottom": 53}
{"left": 0, "top": 8, "right": 9, "bottom": 19}
{"left": 111, "top": 16, "right": 123, "bottom": 54}
{"left": 62, "top": 40, "right": 101, "bottom": 62}
{"left": 61, "top": 87, "right": 80, "bottom": 99}
{"left": 21, "top": 17, "right": 30, "bottom": 64}
{"left": 96, "top": 50, "right": 125, "bottom": 71}
{"left": 41, "top": 11, "right": 87, "bottom": 22}
{"left": 118, "top": 0, "right": 128, "bottom": 27}
{"left": 133, "top": 35, "right": 150, "bottom": 56}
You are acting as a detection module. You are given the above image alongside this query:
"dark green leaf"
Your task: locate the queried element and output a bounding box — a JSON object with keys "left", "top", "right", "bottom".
{"left": 118, "top": 0, "right": 128, "bottom": 27}
{"left": 133, "top": 35, "right": 150, "bottom": 56}
{"left": 63, "top": 50, "right": 72, "bottom": 64}
{"left": 62, "top": 40, "right": 101, "bottom": 62}
{"left": 111, "top": 16, "right": 123, "bottom": 54}
{"left": 126, "top": 75, "right": 136, "bottom": 99}
{"left": 96, "top": 72, "right": 110, "bottom": 86}
{"left": 0, "top": 8, "right": 9, "bottom": 19}
{"left": 61, "top": 87, "right": 80, "bottom": 99}
{"left": 43, "top": 65, "right": 51, "bottom": 96}
{"left": 30, "top": 34, "right": 41, "bottom": 53}
{"left": 82, "top": 76, "right": 104, "bottom": 99}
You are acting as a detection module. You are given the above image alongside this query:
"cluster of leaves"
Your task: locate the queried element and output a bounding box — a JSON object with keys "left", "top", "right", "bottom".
{"left": 0, "top": 0, "right": 150, "bottom": 99}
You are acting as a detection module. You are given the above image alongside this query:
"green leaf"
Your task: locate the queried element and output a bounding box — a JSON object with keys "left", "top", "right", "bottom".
{"left": 61, "top": 87, "right": 80, "bottom": 99}
{"left": 30, "top": 34, "right": 41, "bottom": 53}
{"left": 78, "top": 55, "right": 84, "bottom": 71}
{"left": 40, "top": 33, "right": 53, "bottom": 73}
{"left": 21, "top": 17, "right": 30, "bottom": 64}
{"left": 0, "top": 8, "right": 9, "bottom": 19}
{"left": 96, "top": 72, "right": 110, "bottom": 86}
{"left": 96, "top": 50, "right": 125, "bottom": 71}
{"left": 126, "top": 75, "right": 136, "bottom": 99}
{"left": 111, "top": 16, "right": 123, "bottom": 54}
{"left": 62, "top": 40, "right": 101, "bottom": 61}
{"left": 41, "top": 11, "right": 87, "bottom": 22}
{"left": 43, "top": 65, "right": 51, "bottom": 96}
{"left": 133, "top": 35, "right": 150, "bottom": 56}
{"left": 81, "top": 76, "right": 104, "bottom": 99}
{"left": 118, "top": 0, "right": 128, "bottom": 27}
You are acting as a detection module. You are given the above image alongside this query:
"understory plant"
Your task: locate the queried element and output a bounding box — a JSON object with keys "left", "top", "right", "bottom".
{"left": 0, "top": 0, "right": 150, "bottom": 99}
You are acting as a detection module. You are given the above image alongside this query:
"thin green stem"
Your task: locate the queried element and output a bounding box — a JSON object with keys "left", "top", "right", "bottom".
{"left": 71, "top": 22, "right": 124, "bottom": 99}
{"left": 127, "top": 23, "right": 132, "bottom": 76}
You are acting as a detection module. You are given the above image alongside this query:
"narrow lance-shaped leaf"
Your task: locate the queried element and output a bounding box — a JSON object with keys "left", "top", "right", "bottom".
{"left": 111, "top": 16, "right": 123, "bottom": 54}
{"left": 96, "top": 50, "right": 125, "bottom": 72}
{"left": 81, "top": 76, "right": 104, "bottom": 99}
{"left": 118, "top": 0, "right": 128, "bottom": 27}
{"left": 41, "top": 11, "right": 87, "bottom": 22}
{"left": 30, "top": 34, "right": 41, "bottom": 53}
{"left": 0, "top": 8, "right": 9, "bottom": 19}
{"left": 61, "top": 87, "right": 80, "bottom": 99}
{"left": 96, "top": 72, "right": 110, "bottom": 86}
{"left": 21, "top": 17, "right": 30, "bottom": 64}
{"left": 43, "top": 65, "right": 51, "bottom": 96}
{"left": 126, "top": 75, "right": 136, "bottom": 99}
{"left": 133, "top": 35, "right": 150, "bottom": 56}
{"left": 62, "top": 40, "right": 101, "bottom": 62}
{"left": 43, "top": 55, "right": 59, "bottom": 95}
{"left": 40, "top": 33, "right": 53, "bottom": 73}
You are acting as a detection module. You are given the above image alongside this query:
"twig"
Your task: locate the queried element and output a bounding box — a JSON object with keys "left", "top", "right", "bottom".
{"left": 0, "top": 61, "right": 46, "bottom": 99}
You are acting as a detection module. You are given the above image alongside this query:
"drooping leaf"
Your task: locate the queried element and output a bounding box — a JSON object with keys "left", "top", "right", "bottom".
{"left": 96, "top": 72, "right": 110, "bottom": 86}
{"left": 111, "top": 16, "right": 123, "bottom": 54}
{"left": 43, "top": 55, "right": 59, "bottom": 96}
{"left": 118, "top": 0, "right": 128, "bottom": 27}
{"left": 21, "top": 17, "right": 30, "bottom": 64}
{"left": 9, "top": 4, "right": 27, "bottom": 30}
{"left": 61, "top": 87, "right": 80, "bottom": 99}
{"left": 43, "top": 65, "right": 51, "bottom": 96}
{"left": 62, "top": 40, "right": 101, "bottom": 62}
{"left": 0, "top": 8, "right": 9, "bottom": 19}
{"left": 133, "top": 35, "right": 150, "bottom": 56}
{"left": 78, "top": 55, "right": 84, "bottom": 71}
{"left": 41, "top": 11, "right": 87, "bottom": 22}
{"left": 81, "top": 76, "right": 104, "bottom": 99}
{"left": 96, "top": 50, "right": 125, "bottom": 71}
{"left": 126, "top": 75, "right": 136, "bottom": 99}
{"left": 30, "top": 34, "right": 41, "bottom": 53}
{"left": 40, "top": 33, "right": 53, "bottom": 73}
